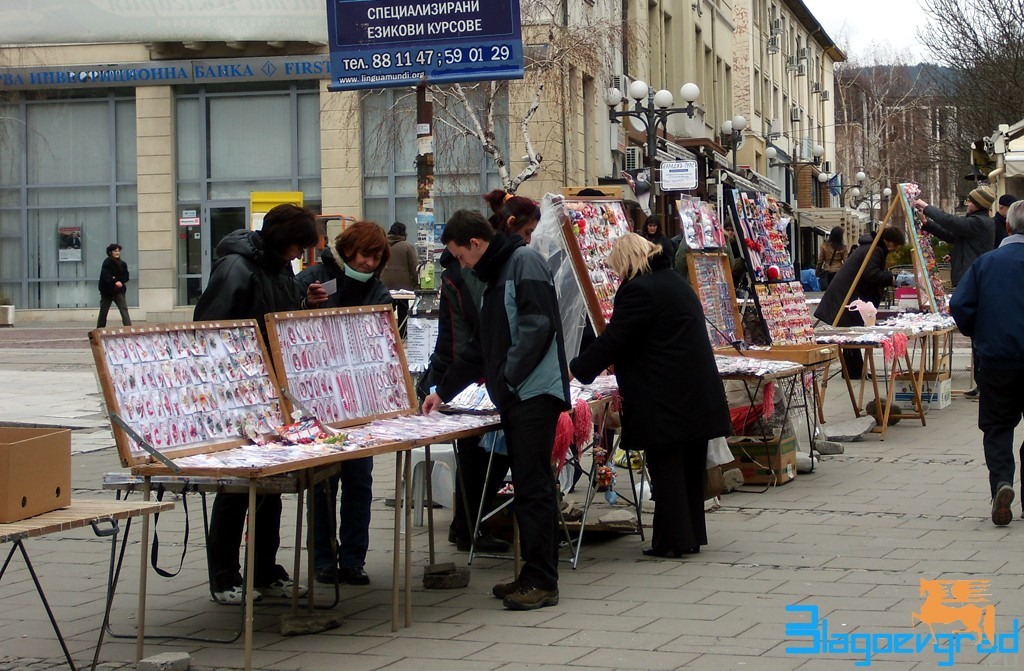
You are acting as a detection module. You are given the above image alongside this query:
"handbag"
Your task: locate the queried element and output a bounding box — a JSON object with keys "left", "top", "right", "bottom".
{"left": 816, "top": 248, "right": 838, "bottom": 278}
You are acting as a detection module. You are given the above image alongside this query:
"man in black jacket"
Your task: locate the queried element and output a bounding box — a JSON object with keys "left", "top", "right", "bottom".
{"left": 913, "top": 186, "right": 995, "bottom": 287}
{"left": 993, "top": 194, "right": 1016, "bottom": 248}
{"left": 422, "top": 210, "right": 570, "bottom": 611}
{"left": 193, "top": 204, "right": 318, "bottom": 605}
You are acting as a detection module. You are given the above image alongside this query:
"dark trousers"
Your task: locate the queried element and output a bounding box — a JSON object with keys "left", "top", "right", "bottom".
{"left": 97, "top": 292, "right": 131, "bottom": 327}
{"left": 645, "top": 439, "right": 708, "bottom": 552}
{"left": 977, "top": 368, "right": 1024, "bottom": 498}
{"left": 503, "top": 395, "right": 562, "bottom": 591}
{"left": 312, "top": 456, "right": 373, "bottom": 569}
{"left": 450, "top": 434, "right": 510, "bottom": 540}
{"left": 206, "top": 492, "right": 284, "bottom": 591}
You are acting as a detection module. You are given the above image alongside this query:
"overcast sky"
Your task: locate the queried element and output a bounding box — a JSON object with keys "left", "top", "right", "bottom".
{"left": 801, "top": 0, "right": 928, "bottom": 64}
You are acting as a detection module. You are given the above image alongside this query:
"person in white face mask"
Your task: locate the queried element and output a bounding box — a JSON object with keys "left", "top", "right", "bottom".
{"left": 297, "top": 221, "right": 393, "bottom": 586}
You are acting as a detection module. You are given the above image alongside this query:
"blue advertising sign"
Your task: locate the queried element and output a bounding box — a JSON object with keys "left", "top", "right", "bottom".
{"left": 326, "top": 0, "right": 524, "bottom": 91}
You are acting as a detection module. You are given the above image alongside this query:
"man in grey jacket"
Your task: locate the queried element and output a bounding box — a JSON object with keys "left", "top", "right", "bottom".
{"left": 913, "top": 186, "right": 996, "bottom": 287}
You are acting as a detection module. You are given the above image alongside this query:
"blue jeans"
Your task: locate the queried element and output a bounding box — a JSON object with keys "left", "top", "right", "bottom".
{"left": 312, "top": 456, "right": 373, "bottom": 569}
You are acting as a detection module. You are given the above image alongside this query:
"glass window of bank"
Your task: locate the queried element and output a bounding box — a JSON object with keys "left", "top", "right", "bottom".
{"left": 0, "top": 91, "right": 137, "bottom": 309}
{"left": 175, "top": 82, "right": 321, "bottom": 305}
{"left": 361, "top": 86, "right": 507, "bottom": 238}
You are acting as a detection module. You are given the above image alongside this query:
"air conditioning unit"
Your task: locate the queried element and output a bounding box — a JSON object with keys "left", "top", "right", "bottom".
{"left": 790, "top": 106, "right": 802, "bottom": 122}
{"left": 811, "top": 81, "right": 821, "bottom": 94}
{"left": 786, "top": 56, "right": 799, "bottom": 72}
{"left": 767, "top": 35, "right": 780, "bottom": 54}
{"left": 796, "top": 63, "right": 807, "bottom": 77}
{"left": 771, "top": 18, "right": 784, "bottom": 35}
{"left": 820, "top": 90, "right": 830, "bottom": 102}
{"left": 797, "top": 47, "right": 809, "bottom": 61}
{"left": 624, "top": 146, "right": 644, "bottom": 172}
{"left": 611, "top": 74, "right": 632, "bottom": 92}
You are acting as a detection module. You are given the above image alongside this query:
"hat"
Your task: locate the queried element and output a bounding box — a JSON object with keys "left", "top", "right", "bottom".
{"left": 999, "top": 194, "right": 1018, "bottom": 208}
{"left": 967, "top": 186, "right": 995, "bottom": 211}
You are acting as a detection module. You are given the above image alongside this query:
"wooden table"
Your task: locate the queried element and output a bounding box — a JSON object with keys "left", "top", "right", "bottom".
{"left": 0, "top": 499, "right": 172, "bottom": 671}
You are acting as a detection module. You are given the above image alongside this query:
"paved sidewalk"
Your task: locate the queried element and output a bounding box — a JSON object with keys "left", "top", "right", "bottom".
{"left": 1, "top": 324, "right": 1021, "bottom": 670}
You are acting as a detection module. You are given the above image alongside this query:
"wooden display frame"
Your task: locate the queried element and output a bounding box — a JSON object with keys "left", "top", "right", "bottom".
{"left": 265, "top": 304, "right": 418, "bottom": 428}
{"left": 557, "top": 197, "right": 633, "bottom": 333}
{"left": 896, "top": 183, "right": 947, "bottom": 313}
{"left": 90, "top": 320, "right": 284, "bottom": 468}
{"left": 686, "top": 251, "right": 744, "bottom": 346}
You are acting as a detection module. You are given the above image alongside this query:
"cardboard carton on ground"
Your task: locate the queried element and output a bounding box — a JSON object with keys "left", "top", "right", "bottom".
{"left": 0, "top": 427, "right": 71, "bottom": 523}
{"left": 893, "top": 376, "right": 952, "bottom": 411}
{"left": 727, "top": 432, "right": 797, "bottom": 486}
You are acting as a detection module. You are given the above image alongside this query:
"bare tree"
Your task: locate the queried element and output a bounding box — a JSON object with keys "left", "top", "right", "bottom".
{"left": 920, "top": 0, "right": 1024, "bottom": 184}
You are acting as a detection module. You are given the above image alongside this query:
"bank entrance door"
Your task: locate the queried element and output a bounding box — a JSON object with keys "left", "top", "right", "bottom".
{"left": 177, "top": 202, "right": 248, "bottom": 305}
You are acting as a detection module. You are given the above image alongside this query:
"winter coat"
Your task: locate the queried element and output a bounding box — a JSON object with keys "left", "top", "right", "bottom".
{"left": 419, "top": 249, "right": 485, "bottom": 397}
{"left": 98, "top": 256, "right": 129, "bottom": 298}
{"left": 193, "top": 229, "right": 303, "bottom": 340}
{"left": 993, "top": 211, "right": 1009, "bottom": 249}
{"left": 294, "top": 246, "right": 392, "bottom": 310}
{"left": 950, "top": 236, "right": 1024, "bottom": 370}
{"left": 816, "top": 240, "right": 848, "bottom": 274}
{"left": 436, "top": 233, "right": 570, "bottom": 413}
{"left": 921, "top": 205, "right": 995, "bottom": 286}
{"left": 380, "top": 234, "right": 419, "bottom": 291}
{"left": 570, "top": 252, "right": 731, "bottom": 449}
{"left": 814, "top": 234, "right": 894, "bottom": 326}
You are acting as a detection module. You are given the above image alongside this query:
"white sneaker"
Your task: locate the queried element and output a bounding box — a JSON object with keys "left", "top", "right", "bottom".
{"left": 259, "top": 577, "right": 308, "bottom": 598}
{"left": 211, "top": 584, "right": 262, "bottom": 605}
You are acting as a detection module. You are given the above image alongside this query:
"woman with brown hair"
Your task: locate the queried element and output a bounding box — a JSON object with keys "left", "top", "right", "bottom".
{"left": 816, "top": 226, "right": 848, "bottom": 291}
{"left": 298, "top": 221, "right": 392, "bottom": 585}
{"left": 483, "top": 189, "right": 541, "bottom": 243}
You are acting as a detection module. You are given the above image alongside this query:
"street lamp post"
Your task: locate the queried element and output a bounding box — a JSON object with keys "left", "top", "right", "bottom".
{"left": 720, "top": 115, "right": 747, "bottom": 173}
{"left": 606, "top": 80, "right": 700, "bottom": 208}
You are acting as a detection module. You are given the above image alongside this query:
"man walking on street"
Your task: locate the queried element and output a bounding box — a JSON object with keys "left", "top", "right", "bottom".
{"left": 422, "top": 210, "right": 570, "bottom": 610}
{"left": 949, "top": 200, "right": 1024, "bottom": 526}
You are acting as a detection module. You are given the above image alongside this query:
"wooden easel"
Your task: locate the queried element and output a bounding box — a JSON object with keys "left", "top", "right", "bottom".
{"left": 829, "top": 196, "right": 901, "bottom": 327}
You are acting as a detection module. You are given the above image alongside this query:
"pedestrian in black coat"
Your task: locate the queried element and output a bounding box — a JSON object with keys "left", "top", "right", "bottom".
{"left": 96, "top": 243, "right": 132, "bottom": 327}
{"left": 570, "top": 233, "right": 731, "bottom": 558}
{"left": 913, "top": 186, "right": 995, "bottom": 287}
{"left": 814, "top": 227, "right": 905, "bottom": 379}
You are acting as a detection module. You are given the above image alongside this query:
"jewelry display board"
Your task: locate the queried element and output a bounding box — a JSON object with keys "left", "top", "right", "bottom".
{"left": 897, "top": 182, "right": 947, "bottom": 314}
{"left": 265, "top": 305, "right": 417, "bottom": 428}
{"left": 726, "top": 190, "right": 795, "bottom": 283}
{"left": 753, "top": 282, "right": 815, "bottom": 345}
{"left": 557, "top": 197, "right": 633, "bottom": 332}
{"left": 686, "top": 252, "right": 744, "bottom": 347}
{"left": 676, "top": 197, "right": 726, "bottom": 250}
{"left": 90, "top": 321, "right": 283, "bottom": 468}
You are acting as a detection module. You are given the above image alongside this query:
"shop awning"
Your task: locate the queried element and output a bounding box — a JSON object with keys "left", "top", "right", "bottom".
{"left": 1005, "top": 152, "right": 1024, "bottom": 178}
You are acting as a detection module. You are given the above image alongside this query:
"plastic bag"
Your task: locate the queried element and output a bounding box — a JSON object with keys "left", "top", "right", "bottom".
{"left": 706, "top": 436, "right": 733, "bottom": 467}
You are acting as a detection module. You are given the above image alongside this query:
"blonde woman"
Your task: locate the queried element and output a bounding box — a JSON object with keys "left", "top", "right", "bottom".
{"left": 570, "top": 233, "right": 730, "bottom": 557}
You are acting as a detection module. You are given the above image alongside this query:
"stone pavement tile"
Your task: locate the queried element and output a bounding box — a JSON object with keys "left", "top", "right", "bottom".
{"left": 836, "top": 571, "right": 921, "bottom": 587}
{"left": 657, "top": 561, "right": 765, "bottom": 580}
{"left": 264, "top": 651, "right": 399, "bottom": 671}
{"left": 636, "top": 616, "right": 754, "bottom": 638}
{"left": 678, "top": 652, "right": 805, "bottom": 670}
{"left": 716, "top": 551, "right": 839, "bottom": 568}
{"left": 493, "top": 665, "right": 615, "bottom": 671}
{"left": 538, "top": 612, "right": 656, "bottom": 632}
{"left": 262, "top": 628, "right": 390, "bottom": 653}
{"left": 617, "top": 601, "right": 734, "bottom": 621}
{"left": 768, "top": 579, "right": 875, "bottom": 599}
{"left": 367, "top": 659, "right": 501, "bottom": 671}
{"left": 351, "top": 620, "right": 481, "bottom": 641}
{"left": 912, "top": 558, "right": 1010, "bottom": 574}
{"left": 548, "top": 628, "right": 679, "bottom": 651}
{"left": 821, "top": 556, "right": 919, "bottom": 571}
{"left": 568, "top": 648, "right": 698, "bottom": 670}
{"left": 438, "top": 607, "right": 562, "bottom": 629}
{"left": 552, "top": 569, "right": 614, "bottom": 586}
{"left": 465, "top": 642, "right": 589, "bottom": 665}
{"left": 453, "top": 624, "right": 572, "bottom": 646}
{"left": 603, "top": 585, "right": 716, "bottom": 604}
{"left": 588, "top": 572, "right": 693, "bottom": 590}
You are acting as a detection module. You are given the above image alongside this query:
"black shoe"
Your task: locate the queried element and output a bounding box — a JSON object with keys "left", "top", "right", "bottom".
{"left": 642, "top": 546, "right": 700, "bottom": 558}
{"left": 502, "top": 585, "right": 559, "bottom": 611}
{"left": 314, "top": 565, "right": 338, "bottom": 585}
{"left": 964, "top": 387, "right": 980, "bottom": 399}
{"left": 338, "top": 566, "right": 370, "bottom": 585}
{"left": 992, "top": 484, "right": 1014, "bottom": 526}
{"left": 456, "top": 533, "right": 509, "bottom": 553}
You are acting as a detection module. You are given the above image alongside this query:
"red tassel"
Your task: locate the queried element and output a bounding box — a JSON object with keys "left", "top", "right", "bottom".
{"left": 761, "top": 382, "right": 775, "bottom": 420}
{"left": 552, "top": 411, "right": 574, "bottom": 472}
{"left": 572, "top": 398, "right": 593, "bottom": 448}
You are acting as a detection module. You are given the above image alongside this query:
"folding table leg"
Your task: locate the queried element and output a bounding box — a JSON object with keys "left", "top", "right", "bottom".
{"left": 244, "top": 481, "right": 256, "bottom": 671}
{"left": 136, "top": 477, "right": 151, "bottom": 662}
{"left": 391, "top": 451, "right": 402, "bottom": 632}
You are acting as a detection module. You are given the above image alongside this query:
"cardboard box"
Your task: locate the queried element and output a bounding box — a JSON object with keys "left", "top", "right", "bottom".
{"left": 0, "top": 427, "right": 71, "bottom": 523}
{"left": 893, "top": 375, "right": 952, "bottom": 411}
{"left": 727, "top": 433, "right": 798, "bottom": 486}
{"left": 716, "top": 343, "right": 838, "bottom": 366}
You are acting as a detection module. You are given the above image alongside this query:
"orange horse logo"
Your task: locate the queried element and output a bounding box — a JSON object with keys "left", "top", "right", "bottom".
{"left": 912, "top": 579, "right": 996, "bottom": 645}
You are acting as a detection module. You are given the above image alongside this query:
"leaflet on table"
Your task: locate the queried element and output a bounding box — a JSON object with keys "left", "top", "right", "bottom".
{"left": 876, "top": 312, "right": 956, "bottom": 333}
{"left": 444, "top": 377, "right": 621, "bottom": 413}
{"left": 714, "top": 354, "right": 801, "bottom": 378}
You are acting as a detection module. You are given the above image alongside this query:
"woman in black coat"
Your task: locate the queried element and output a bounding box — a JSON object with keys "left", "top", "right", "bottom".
{"left": 570, "top": 233, "right": 731, "bottom": 557}
{"left": 96, "top": 243, "right": 132, "bottom": 327}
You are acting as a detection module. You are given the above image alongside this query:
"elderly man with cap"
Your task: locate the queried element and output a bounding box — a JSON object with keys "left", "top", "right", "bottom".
{"left": 913, "top": 186, "right": 996, "bottom": 287}
{"left": 994, "top": 194, "right": 1017, "bottom": 248}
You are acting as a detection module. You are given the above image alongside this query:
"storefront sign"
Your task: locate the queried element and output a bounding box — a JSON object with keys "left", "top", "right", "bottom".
{"left": 325, "top": 0, "right": 524, "bottom": 91}
{"left": 660, "top": 160, "right": 699, "bottom": 191}
{"left": 0, "top": 55, "right": 333, "bottom": 91}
